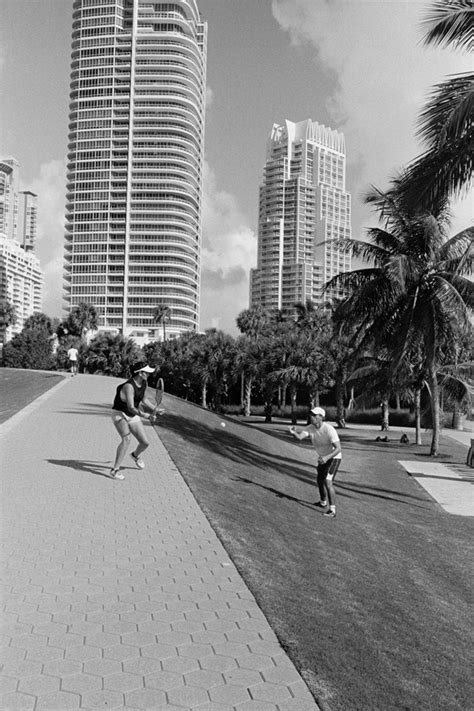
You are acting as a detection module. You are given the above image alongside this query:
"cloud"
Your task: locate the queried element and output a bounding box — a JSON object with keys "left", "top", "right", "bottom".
{"left": 28, "top": 159, "right": 67, "bottom": 318}
{"left": 200, "top": 159, "right": 257, "bottom": 333}
{"left": 271, "top": 0, "right": 472, "bottom": 230}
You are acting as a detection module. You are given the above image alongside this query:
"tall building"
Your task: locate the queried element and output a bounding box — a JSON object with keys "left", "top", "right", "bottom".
{"left": 19, "top": 191, "right": 38, "bottom": 252}
{"left": 63, "top": 0, "right": 207, "bottom": 342}
{"left": 0, "top": 158, "right": 20, "bottom": 243}
{"left": 0, "top": 158, "right": 43, "bottom": 341}
{"left": 250, "top": 119, "right": 351, "bottom": 313}
{"left": 0, "top": 236, "right": 43, "bottom": 340}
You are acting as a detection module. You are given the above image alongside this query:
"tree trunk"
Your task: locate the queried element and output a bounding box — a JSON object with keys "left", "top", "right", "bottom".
{"left": 428, "top": 365, "right": 440, "bottom": 456}
{"left": 240, "top": 373, "right": 245, "bottom": 409}
{"left": 395, "top": 393, "right": 401, "bottom": 410}
{"left": 201, "top": 381, "right": 207, "bottom": 409}
{"left": 244, "top": 376, "right": 252, "bottom": 417}
{"left": 380, "top": 396, "right": 390, "bottom": 431}
{"left": 290, "top": 384, "right": 297, "bottom": 425}
{"left": 335, "top": 378, "right": 346, "bottom": 428}
{"left": 414, "top": 386, "right": 422, "bottom": 445}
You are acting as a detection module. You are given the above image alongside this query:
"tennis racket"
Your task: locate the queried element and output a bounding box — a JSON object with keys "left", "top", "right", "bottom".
{"left": 153, "top": 376, "right": 165, "bottom": 416}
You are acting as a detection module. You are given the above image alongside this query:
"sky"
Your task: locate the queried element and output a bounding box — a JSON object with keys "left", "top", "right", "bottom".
{"left": 0, "top": 0, "right": 472, "bottom": 335}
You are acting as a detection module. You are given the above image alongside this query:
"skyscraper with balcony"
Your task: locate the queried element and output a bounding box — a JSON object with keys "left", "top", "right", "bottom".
{"left": 64, "top": 0, "right": 207, "bottom": 341}
{"left": 250, "top": 119, "right": 351, "bottom": 313}
{"left": 0, "top": 158, "right": 43, "bottom": 340}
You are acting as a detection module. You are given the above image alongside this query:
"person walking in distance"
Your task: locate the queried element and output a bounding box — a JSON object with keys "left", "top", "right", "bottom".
{"left": 289, "top": 406, "right": 342, "bottom": 518}
{"left": 110, "top": 361, "right": 159, "bottom": 480}
{"left": 67, "top": 345, "right": 79, "bottom": 375}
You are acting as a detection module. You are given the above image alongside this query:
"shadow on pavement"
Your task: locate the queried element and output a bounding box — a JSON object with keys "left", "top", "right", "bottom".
{"left": 46, "top": 458, "right": 115, "bottom": 478}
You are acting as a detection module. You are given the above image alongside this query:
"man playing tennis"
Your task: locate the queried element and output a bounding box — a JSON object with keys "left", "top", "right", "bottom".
{"left": 289, "top": 406, "right": 342, "bottom": 518}
{"left": 110, "top": 360, "right": 159, "bottom": 480}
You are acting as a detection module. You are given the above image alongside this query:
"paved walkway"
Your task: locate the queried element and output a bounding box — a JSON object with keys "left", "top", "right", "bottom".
{"left": 0, "top": 375, "right": 318, "bottom": 711}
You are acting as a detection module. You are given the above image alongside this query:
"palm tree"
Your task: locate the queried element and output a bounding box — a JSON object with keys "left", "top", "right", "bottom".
{"left": 153, "top": 304, "right": 172, "bottom": 341}
{"left": 398, "top": 0, "right": 473, "bottom": 211}
{"left": 0, "top": 299, "right": 17, "bottom": 351}
{"left": 328, "top": 187, "right": 473, "bottom": 455}
{"left": 66, "top": 303, "right": 98, "bottom": 342}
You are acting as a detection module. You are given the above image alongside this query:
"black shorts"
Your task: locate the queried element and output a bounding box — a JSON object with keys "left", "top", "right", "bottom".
{"left": 317, "top": 459, "right": 340, "bottom": 481}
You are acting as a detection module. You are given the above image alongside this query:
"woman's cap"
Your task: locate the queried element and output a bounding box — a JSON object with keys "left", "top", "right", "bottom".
{"left": 132, "top": 361, "right": 154, "bottom": 374}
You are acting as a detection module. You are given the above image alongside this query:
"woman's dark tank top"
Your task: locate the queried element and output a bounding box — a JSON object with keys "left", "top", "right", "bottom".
{"left": 112, "top": 378, "right": 146, "bottom": 417}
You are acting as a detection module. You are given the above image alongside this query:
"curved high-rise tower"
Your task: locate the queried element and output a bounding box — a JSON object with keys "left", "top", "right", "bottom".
{"left": 64, "top": 0, "right": 207, "bottom": 341}
{"left": 250, "top": 119, "right": 351, "bottom": 313}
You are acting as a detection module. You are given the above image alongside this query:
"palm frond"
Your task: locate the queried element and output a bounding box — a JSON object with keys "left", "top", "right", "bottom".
{"left": 418, "top": 73, "right": 474, "bottom": 149}
{"left": 421, "top": 1, "right": 474, "bottom": 53}
{"left": 396, "top": 141, "right": 474, "bottom": 214}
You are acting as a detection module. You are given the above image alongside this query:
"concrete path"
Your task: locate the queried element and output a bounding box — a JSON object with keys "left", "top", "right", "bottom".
{"left": 0, "top": 375, "right": 318, "bottom": 710}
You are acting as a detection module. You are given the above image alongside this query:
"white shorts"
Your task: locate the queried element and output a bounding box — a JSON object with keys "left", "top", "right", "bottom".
{"left": 112, "top": 410, "right": 140, "bottom": 425}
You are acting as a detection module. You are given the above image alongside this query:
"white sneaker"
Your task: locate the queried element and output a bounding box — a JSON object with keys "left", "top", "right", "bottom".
{"left": 130, "top": 453, "right": 145, "bottom": 469}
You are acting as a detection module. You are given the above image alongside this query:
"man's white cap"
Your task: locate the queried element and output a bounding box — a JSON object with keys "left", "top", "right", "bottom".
{"left": 310, "top": 406, "right": 326, "bottom": 417}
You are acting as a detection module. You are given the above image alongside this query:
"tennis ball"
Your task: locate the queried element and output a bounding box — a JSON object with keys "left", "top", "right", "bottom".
{"left": 220, "top": 422, "right": 226, "bottom": 428}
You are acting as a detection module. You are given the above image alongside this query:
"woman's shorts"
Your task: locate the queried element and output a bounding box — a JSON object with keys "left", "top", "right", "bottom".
{"left": 112, "top": 410, "right": 140, "bottom": 425}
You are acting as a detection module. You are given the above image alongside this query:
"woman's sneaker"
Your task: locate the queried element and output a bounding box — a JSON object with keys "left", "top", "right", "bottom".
{"left": 130, "top": 452, "right": 145, "bottom": 469}
{"left": 323, "top": 510, "right": 336, "bottom": 518}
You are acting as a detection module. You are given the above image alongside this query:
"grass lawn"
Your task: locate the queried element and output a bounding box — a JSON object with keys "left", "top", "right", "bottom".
{"left": 0, "top": 368, "right": 64, "bottom": 425}
{"left": 157, "top": 395, "right": 474, "bottom": 711}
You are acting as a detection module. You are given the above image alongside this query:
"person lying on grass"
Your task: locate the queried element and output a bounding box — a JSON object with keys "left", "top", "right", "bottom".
{"left": 289, "top": 406, "right": 342, "bottom": 518}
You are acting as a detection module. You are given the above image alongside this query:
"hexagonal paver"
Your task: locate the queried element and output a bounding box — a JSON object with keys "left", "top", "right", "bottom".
{"left": 65, "top": 644, "right": 102, "bottom": 662}
{"left": 184, "top": 668, "right": 224, "bottom": 689}
{"left": 178, "top": 642, "right": 214, "bottom": 658}
{"left": 200, "top": 655, "right": 238, "bottom": 672}
{"left": 167, "top": 684, "right": 209, "bottom": 707}
{"left": 236, "top": 654, "right": 275, "bottom": 671}
{"left": 123, "top": 656, "right": 162, "bottom": 676}
{"left": 1, "top": 659, "right": 43, "bottom": 677}
{"left": 250, "top": 682, "right": 292, "bottom": 703}
{"left": 35, "top": 690, "right": 81, "bottom": 710}
{"left": 235, "top": 701, "right": 278, "bottom": 711}
{"left": 213, "top": 641, "right": 250, "bottom": 658}
{"left": 81, "top": 689, "right": 124, "bottom": 709}
{"left": 83, "top": 657, "right": 123, "bottom": 676}
{"left": 0, "top": 692, "right": 36, "bottom": 710}
{"left": 261, "top": 665, "right": 303, "bottom": 685}
{"left": 146, "top": 670, "right": 185, "bottom": 691}
{"left": 0, "top": 676, "right": 18, "bottom": 695}
{"left": 28, "top": 642, "right": 66, "bottom": 661}
{"left": 124, "top": 688, "right": 167, "bottom": 708}
{"left": 43, "top": 658, "right": 83, "bottom": 677}
{"left": 223, "top": 668, "right": 263, "bottom": 687}
{"left": 161, "top": 655, "right": 199, "bottom": 674}
{"left": 86, "top": 632, "right": 121, "bottom": 648}
{"left": 276, "top": 698, "right": 319, "bottom": 710}
{"left": 61, "top": 673, "right": 103, "bottom": 694}
{"left": 18, "top": 674, "right": 60, "bottom": 696}
{"left": 103, "top": 644, "right": 140, "bottom": 661}
{"left": 10, "top": 633, "right": 48, "bottom": 649}
{"left": 140, "top": 643, "right": 178, "bottom": 661}
{"left": 121, "top": 631, "right": 156, "bottom": 647}
{"left": 209, "top": 684, "right": 251, "bottom": 705}
{"left": 103, "top": 671, "right": 143, "bottom": 692}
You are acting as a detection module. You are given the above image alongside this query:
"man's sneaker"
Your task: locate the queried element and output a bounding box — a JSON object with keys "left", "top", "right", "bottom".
{"left": 314, "top": 501, "right": 328, "bottom": 509}
{"left": 323, "top": 510, "right": 336, "bottom": 518}
{"left": 130, "top": 452, "right": 145, "bottom": 469}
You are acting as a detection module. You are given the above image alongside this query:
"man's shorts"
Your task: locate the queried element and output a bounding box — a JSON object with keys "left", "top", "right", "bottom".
{"left": 317, "top": 458, "right": 341, "bottom": 481}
